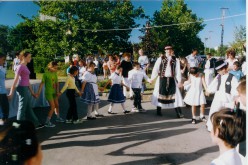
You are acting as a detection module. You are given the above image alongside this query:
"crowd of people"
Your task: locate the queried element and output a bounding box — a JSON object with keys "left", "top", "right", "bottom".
{"left": 0, "top": 46, "right": 246, "bottom": 164}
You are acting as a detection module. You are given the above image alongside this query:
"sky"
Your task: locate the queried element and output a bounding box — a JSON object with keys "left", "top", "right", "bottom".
{"left": 0, "top": 0, "right": 246, "bottom": 49}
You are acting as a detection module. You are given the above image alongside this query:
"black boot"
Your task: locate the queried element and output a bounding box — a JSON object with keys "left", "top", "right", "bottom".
{"left": 175, "top": 107, "right": 184, "bottom": 118}
{"left": 157, "top": 106, "right": 162, "bottom": 116}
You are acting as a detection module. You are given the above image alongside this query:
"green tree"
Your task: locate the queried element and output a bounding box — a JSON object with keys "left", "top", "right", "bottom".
{"left": 229, "top": 25, "right": 246, "bottom": 56}
{"left": 144, "top": 0, "right": 205, "bottom": 56}
{"left": 0, "top": 25, "right": 12, "bottom": 54}
{"left": 33, "top": 1, "right": 145, "bottom": 58}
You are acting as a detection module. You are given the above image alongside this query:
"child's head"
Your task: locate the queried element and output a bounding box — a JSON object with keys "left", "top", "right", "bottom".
{"left": 237, "top": 80, "right": 246, "bottom": 107}
{"left": 189, "top": 67, "right": 198, "bottom": 75}
{"left": 233, "top": 61, "right": 240, "bottom": 71}
{"left": 69, "top": 61, "right": 74, "bottom": 67}
{"left": 215, "top": 60, "right": 228, "bottom": 75}
{"left": 47, "top": 61, "right": 58, "bottom": 72}
{"left": 210, "top": 108, "right": 246, "bottom": 148}
{"left": 87, "top": 61, "right": 96, "bottom": 71}
{"left": 0, "top": 120, "right": 42, "bottom": 165}
{"left": 132, "top": 62, "right": 140, "bottom": 70}
{"left": 69, "top": 66, "right": 79, "bottom": 76}
{"left": 206, "top": 53, "right": 212, "bottom": 60}
{"left": 78, "top": 60, "right": 86, "bottom": 67}
{"left": 116, "top": 66, "right": 122, "bottom": 73}
{"left": 123, "top": 52, "right": 131, "bottom": 61}
{"left": 0, "top": 54, "right": 6, "bottom": 66}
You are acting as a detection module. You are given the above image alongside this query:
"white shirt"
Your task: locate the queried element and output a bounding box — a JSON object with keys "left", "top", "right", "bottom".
{"left": 13, "top": 58, "right": 20, "bottom": 71}
{"left": 241, "top": 61, "right": 246, "bottom": 75}
{"left": 109, "top": 72, "right": 122, "bottom": 85}
{"left": 93, "top": 60, "right": 99, "bottom": 68}
{"left": 79, "top": 66, "right": 86, "bottom": 80}
{"left": 138, "top": 55, "right": 149, "bottom": 66}
{"left": 225, "top": 58, "right": 238, "bottom": 70}
{"left": 186, "top": 54, "right": 201, "bottom": 67}
{"left": 211, "top": 149, "right": 245, "bottom": 165}
{"left": 128, "top": 69, "right": 149, "bottom": 88}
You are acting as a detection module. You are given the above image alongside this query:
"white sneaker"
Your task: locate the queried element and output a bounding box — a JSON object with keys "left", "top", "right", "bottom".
{"left": 73, "top": 119, "right": 83, "bottom": 124}
{"left": 56, "top": 117, "right": 65, "bottom": 123}
{"left": 45, "top": 122, "right": 55, "bottom": 127}
{"left": 131, "top": 107, "right": 139, "bottom": 112}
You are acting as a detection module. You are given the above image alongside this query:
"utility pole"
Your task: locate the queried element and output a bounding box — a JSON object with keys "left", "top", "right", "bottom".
{"left": 208, "top": 30, "right": 213, "bottom": 53}
{"left": 220, "top": 7, "right": 228, "bottom": 56}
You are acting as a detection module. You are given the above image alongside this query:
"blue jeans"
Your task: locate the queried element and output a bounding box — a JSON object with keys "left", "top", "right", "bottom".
{"left": 16, "top": 86, "right": 40, "bottom": 127}
{"left": 0, "top": 94, "right": 9, "bottom": 119}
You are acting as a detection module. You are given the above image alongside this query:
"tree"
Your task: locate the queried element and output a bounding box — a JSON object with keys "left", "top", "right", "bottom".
{"left": 0, "top": 25, "right": 12, "bottom": 54}
{"left": 229, "top": 25, "right": 246, "bottom": 56}
{"left": 33, "top": 1, "right": 145, "bottom": 58}
{"left": 143, "top": 0, "right": 205, "bottom": 56}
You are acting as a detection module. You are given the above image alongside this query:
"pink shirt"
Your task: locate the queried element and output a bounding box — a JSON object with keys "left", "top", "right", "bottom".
{"left": 16, "top": 64, "right": 30, "bottom": 86}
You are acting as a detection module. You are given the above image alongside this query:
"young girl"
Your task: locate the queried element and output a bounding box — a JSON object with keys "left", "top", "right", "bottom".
{"left": 58, "top": 66, "right": 82, "bottom": 124}
{"left": 80, "top": 62, "right": 104, "bottom": 120}
{"left": 8, "top": 51, "right": 44, "bottom": 129}
{"left": 206, "top": 60, "right": 239, "bottom": 131}
{"left": 107, "top": 54, "right": 117, "bottom": 74}
{"left": 183, "top": 67, "right": 208, "bottom": 124}
{"left": 104, "top": 66, "right": 130, "bottom": 114}
{"left": 36, "top": 61, "right": 64, "bottom": 128}
{"left": 0, "top": 54, "right": 9, "bottom": 125}
{"left": 210, "top": 108, "right": 246, "bottom": 165}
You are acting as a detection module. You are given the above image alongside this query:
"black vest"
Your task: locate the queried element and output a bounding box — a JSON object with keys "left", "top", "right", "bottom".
{"left": 159, "top": 56, "right": 176, "bottom": 77}
{"left": 209, "top": 58, "right": 216, "bottom": 69}
{"left": 217, "top": 73, "right": 234, "bottom": 94}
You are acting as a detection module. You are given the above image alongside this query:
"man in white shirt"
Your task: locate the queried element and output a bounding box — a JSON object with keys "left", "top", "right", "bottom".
{"left": 151, "top": 46, "right": 184, "bottom": 117}
{"left": 185, "top": 48, "right": 202, "bottom": 69}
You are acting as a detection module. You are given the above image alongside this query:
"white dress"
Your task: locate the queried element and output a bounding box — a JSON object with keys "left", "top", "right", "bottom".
{"left": 151, "top": 56, "right": 185, "bottom": 109}
{"left": 210, "top": 149, "right": 246, "bottom": 165}
{"left": 206, "top": 73, "right": 239, "bottom": 131}
{"left": 184, "top": 74, "right": 206, "bottom": 106}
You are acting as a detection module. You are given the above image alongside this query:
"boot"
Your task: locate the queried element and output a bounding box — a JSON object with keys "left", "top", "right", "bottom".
{"left": 175, "top": 107, "right": 184, "bottom": 118}
{"left": 157, "top": 106, "right": 162, "bottom": 116}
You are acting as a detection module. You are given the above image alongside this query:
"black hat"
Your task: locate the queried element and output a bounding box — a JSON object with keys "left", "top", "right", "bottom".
{"left": 215, "top": 60, "right": 227, "bottom": 70}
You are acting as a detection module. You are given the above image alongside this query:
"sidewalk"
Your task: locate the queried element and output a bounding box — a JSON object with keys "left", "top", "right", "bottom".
{"left": 35, "top": 94, "right": 218, "bottom": 165}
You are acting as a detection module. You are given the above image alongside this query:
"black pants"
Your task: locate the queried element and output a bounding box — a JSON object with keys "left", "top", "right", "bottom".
{"left": 132, "top": 88, "right": 142, "bottom": 109}
{"left": 66, "top": 89, "right": 78, "bottom": 120}
{"left": 0, "top": 94, "right": 9, "bottom": 119}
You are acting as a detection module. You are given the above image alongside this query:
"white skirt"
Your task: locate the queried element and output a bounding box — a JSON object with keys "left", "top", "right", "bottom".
{"left": 184, "top": 89, "right": 206, "bottom": 106}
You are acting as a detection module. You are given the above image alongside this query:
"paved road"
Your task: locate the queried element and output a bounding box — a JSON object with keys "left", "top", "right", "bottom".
{"left": 34, "top": 93, "right": 218, "bottom": 165}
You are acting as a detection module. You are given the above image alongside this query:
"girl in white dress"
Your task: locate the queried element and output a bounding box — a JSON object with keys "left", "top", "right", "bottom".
{"left": 210, "top": 108, "right": 246, "bottom": 165}
{"left": 184, "top": 67, "right": 208, "bottom": 124}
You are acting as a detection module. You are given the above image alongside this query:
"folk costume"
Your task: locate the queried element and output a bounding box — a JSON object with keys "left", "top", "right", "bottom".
{"left": 204, "top": 57, "right": 216, "bottom": 86}
{"left": 151, "top": 49, "right": 184, "bottom": 117}
{"left": 206, "top": 60, "right": 239, "bottom": 131}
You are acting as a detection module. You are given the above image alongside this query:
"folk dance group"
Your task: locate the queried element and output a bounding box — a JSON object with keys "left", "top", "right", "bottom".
{"left": 0, "top": 46, "right": 246, "bottom": 164}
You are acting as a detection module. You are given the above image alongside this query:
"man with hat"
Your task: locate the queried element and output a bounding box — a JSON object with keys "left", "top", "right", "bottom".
{"left": 206, "top": 60, "right": 239, "bottom": 131}
{"left": 150, "top": 45, "right": 185, "bottom": 117}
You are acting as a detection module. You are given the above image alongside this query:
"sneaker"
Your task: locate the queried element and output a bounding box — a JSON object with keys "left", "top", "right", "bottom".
{"left": 45, "top": 121, "right": 56, "bottom": 127}
{"left": 123, "top": 110, "right": 130, "bottom": 114}
{"left": 73, "top": 119, "right": 83, "bottom": 124}
{"left": 138, "top": 108, "right": 146, "bottom": 113}
{"left": 87, "top": 116, "right": 97, "bottom": 120}
{"left": 108, "top": 111, "right": 117, "bottom": 114}
{"left": 191, "top": 118, "right": 197, "bottom": 124}
{"left": 65, "top": 119, "right": 73, "bottom": 124}
{"left": 131, "top": 107, "right": 139, "bottom": 112}
{"left": 130, "top": 96, "right": 134, "bottom": 100}
{"left": 56, "top": 117, "right": 65, "bottom": 123}
{"left": 200, "top": 116, "right": 207, "bottom": 122}
{"left": 36, "top": 124, "right": 45, "bottom": 130}
{"left": 95, "top": 114, "right": 105, "bottom": 117}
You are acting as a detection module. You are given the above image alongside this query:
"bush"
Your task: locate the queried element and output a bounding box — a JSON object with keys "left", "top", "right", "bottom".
{"left": 33, "top": 57, "right": 51, "bottom": 73}
{"left": 97, "top": 79, "right": 111, "bottom": 90}
{"left": 57, "top": 62, "right": 70, "bottom": 76}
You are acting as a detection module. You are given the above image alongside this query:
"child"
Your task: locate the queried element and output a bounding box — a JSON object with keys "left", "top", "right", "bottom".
{"left": 206, "top": 60, "right": 239, "bottom": 131}
{"left": 58, "top": 66, "right": 82, "bottom": 124}
{"left": 210, "top": 109, "right": 246, "bottom": 165}
{"left": 229, "top": 61, "right": 244, "bottom": 81}
{"left": 0, "top": 54, "right": 9, "bottom": 125}
{"left": 0, "top": 120, "right": 43, "bottom": 165}
{"left": 102, "top": 59, "right": 109, "bottom": 79}
{"left": 128, "top": 62, "right": 151, "bottom": 112}
{"left": 80, "top": 62, "right": 104, "bottom": 120}
{"left": 36, "top": 61, "right": 64, "bottom": 128}
{"left": 104, "top": 66, "right": 130, "bottom": 114}
{"left": 184, "top": 67, "right": 208, "bottom": 124}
